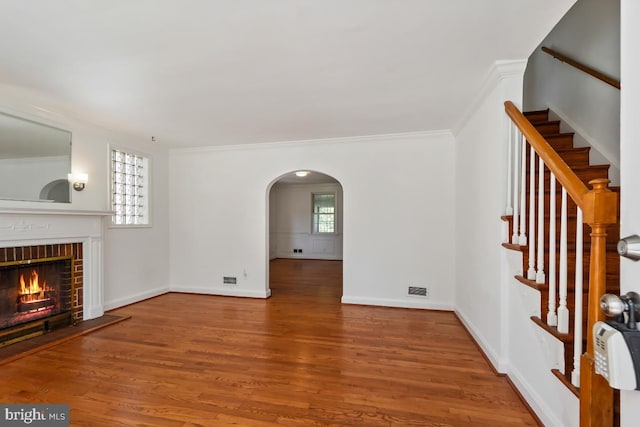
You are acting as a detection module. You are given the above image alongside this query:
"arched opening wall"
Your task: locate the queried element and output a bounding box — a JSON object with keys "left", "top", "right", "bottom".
{"left": 267, "top": 171, "right": 343, "bottom": 261}
{"left": 169, "top": 132, "right": 455, "bottom": 309}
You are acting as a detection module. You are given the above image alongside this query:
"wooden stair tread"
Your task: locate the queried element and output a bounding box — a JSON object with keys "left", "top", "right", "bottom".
{"left": 524, "top": 108, "right": 549, "bottom": 116}
{"left": 515, "top": 274, "right": 619, "bottom": 293}
{"left": 502, "top": 242, "right": 525, "bottom": 251}
{"left": 551, "top": 369, "right": 579, "bottom": 398}
{"left": 531, "top": 316, "right": 573, "bottom": 342}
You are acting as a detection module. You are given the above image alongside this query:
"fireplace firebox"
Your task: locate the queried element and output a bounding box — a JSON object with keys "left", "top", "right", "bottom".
{"left": 0, "top": 255, "right": 75, "bottom": 347}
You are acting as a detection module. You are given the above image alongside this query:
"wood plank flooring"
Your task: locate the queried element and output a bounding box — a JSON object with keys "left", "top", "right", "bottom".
{"left": 0, "top": 259, "right": 539, "bottom": 426}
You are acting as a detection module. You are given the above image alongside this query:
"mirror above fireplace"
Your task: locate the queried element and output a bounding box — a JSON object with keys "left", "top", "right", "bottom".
{"left": 0, "top": 111, "right": 72, "bottom": 203}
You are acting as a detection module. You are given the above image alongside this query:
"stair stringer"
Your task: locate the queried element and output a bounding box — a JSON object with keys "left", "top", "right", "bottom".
{"left": 502, "top": 245, "right": 580, "bottom": 427}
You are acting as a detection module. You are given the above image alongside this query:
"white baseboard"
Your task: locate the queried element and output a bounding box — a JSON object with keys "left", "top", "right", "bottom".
{"left": 456, "top": 306, "right": 579, "bottom": 427}
{"left": 341, "top": 295, "right": 453, "bottom": 311}
{"left": 274, "top": 253, "right": 342, "bottom": 260}
{"left": 454, "top": 308, "right": 504, "bottom": 372}
{"left": 506, "top": 361, "right": 578, "bottom": 427}
{"left": 104, "top": 286, "right": 170, "bottom": 311}
{"left": 170, "top": 285, "right": 271, "bottom": 299}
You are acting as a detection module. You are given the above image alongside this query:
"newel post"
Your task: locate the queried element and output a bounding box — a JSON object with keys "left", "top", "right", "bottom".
{"left": 579, "top": 178, "right": 617, "bottom": 427}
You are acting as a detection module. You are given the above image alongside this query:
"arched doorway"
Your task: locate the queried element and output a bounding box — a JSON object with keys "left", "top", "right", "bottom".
{"left": 266, "top": 170, "right": 343, "bottom": 300}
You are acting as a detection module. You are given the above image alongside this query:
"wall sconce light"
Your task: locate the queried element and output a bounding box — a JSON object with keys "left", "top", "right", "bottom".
{"left": 67, "top": 173, "right": 88, "bottom": 191}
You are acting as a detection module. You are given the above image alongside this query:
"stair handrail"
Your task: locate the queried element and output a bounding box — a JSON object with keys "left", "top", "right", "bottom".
{"left": 541, "top": 46, "right": 621, "bottom": 90}
{"left": 505, "top": 101, "right": 589, "bottom": 207}
{"left": 504, "top": 101, "right": 618, "bottom": 427}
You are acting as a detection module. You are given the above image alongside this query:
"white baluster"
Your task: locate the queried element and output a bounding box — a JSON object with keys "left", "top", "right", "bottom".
{"left": 572, "top": 207, "right": 584, "bottom": 387}
{"left": 558, "top": 188, "right": 569, "bottom": 334}
{"left": 527, "top": 145, "right": 536, "bottom": 280}
{"left": 519, "top": 134, "right": 527, "bottom": 245}
{"left": 547, "top": 174, "right": 557, "bottom": 326}
{"left": 512, "top": 128, "right": 520, "bottom": 244}
{"left": 506, "top": 122, "right": 513, "bottom": 216}
{"left": 536, "top": 157, "right": 545, "bottom": 283}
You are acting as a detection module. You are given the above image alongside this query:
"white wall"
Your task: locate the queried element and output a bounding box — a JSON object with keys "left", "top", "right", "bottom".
{"left": 619, "top": 1, "right": 640, "bottom": 424}
{"left": 503, "top": 250, "right": 579, "bottom": 427}
{"left": 455, "top": 61, "right": 527, "bottom": 369}
{"left": 270, "top": 182, "right": 343, "bottom": 260}
{"left": 0, "top": 83, "right": 171, "bottom": 312}
{"left": 102, "top": 147, "right": 171, "bottom": 310}
{"left": 523, "top": 0, "right": 620, "bottom": 184}
{"left": 169, "top": 132, "right": 455, "bottom": 309}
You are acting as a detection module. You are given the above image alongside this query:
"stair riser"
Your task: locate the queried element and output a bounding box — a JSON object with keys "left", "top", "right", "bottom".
{"left": 544, "top": 135, "right": 575, "bottom": 150}
{"left": 533, "top": 121, "right": 561, "bottom": 135}
{"left": 526, "top": 150, "right": 590, "bottom": 168}
{"left": 524, "top": 110, "right": 549, "bottom": 122}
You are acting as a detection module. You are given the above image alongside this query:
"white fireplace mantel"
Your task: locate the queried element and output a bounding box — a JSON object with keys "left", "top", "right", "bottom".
{"left": 0, "top": 209, "right": 112, "bottom": 320}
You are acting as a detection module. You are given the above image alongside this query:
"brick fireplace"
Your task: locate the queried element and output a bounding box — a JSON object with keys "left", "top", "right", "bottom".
{"left": 0, "top": 243, "right": 84, "bottom": 346}
{"left": 0, "top": 210, "right": 107, "bottom": 346}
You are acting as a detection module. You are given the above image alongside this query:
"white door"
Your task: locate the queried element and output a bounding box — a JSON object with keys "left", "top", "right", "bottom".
{"left": 619, "top": 1, "right": 640, "bottom": 425}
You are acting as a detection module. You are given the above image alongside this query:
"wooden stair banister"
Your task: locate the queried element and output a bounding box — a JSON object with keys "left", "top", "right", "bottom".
{"left": 505, "top": 101, "right": 589, "bottom": 207}
{"left": 504, "top": 101, "right": 618, "bottom": 427}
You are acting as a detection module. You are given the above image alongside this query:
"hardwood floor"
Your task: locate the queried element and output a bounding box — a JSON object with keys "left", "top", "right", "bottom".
{"left": 0, "top": 259, "right": 538, "bottom": 426}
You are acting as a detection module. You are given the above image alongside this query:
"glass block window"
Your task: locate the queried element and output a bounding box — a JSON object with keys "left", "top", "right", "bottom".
{"left": 111, "top": 148, "right": 149, "bottom": 226}
{"left": 312, "top": 193, "right": 336, "bottom": 234}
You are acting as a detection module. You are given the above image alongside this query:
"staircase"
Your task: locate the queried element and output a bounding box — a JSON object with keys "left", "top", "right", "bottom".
{"left": 502, "top": 106, "right": 620, "bottom": 425}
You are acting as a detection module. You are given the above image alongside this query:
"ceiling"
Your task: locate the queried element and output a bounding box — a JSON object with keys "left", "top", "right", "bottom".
{"left": 0, "top": 0, "right": 575, "bottom": 148}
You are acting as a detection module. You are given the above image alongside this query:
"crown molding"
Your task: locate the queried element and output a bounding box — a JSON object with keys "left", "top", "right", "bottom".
{"left": 453, "top": 59, "right": 528, "bottom": 136}
{"left": 170, "top": 128, "right": 454, "bottom": 155}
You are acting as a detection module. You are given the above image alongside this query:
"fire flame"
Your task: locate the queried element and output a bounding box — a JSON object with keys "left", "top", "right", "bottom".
{"left": 19, "top": 270, "right": 50, "bottom": 301}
